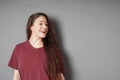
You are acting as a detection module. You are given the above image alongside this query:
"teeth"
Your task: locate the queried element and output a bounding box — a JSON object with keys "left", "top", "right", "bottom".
{"left": 41, "top": 30, "right": 47, "bottom": 33}
{"left": 42, "top": 31, "right": 45, "bottom": 32}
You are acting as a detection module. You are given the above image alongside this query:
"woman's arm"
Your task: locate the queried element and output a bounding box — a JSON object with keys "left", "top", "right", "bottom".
{"left": 59, "top": 73, "right": 65, "bottom": 80}
{"left": 13, "top": 69, "right": 21, "bottom": 80}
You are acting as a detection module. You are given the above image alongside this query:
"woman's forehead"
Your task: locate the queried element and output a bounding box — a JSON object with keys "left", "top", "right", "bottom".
{"left": 35, "top": 16, "right": 47, "bottom": 22}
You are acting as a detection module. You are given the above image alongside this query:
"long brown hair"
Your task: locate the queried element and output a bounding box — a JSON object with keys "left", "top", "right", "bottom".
{"left": 26, "top": 12, "right": 64, "bottom": 80}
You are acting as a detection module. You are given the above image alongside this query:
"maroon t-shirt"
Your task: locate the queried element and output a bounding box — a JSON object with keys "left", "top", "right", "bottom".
{"left": 8, "top": 40, "right": 64, "bottom": 80}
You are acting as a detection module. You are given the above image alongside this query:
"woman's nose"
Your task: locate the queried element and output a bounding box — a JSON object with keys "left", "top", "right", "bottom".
{"left": 43, "top": 24, "right": 48, "bottom": 29}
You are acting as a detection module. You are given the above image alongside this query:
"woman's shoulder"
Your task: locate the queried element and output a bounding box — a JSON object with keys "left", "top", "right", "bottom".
{"left": 15, "top": 40, "right": 28, "bottom": 48}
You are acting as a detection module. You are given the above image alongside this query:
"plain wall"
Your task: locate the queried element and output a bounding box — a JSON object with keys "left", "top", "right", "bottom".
{"left": 0, "top": 0, "right": 120, "bottom": 80}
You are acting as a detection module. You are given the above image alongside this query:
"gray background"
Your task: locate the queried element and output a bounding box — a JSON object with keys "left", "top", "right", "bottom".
{"left": 0, "top": 0, "right": 120, "bottom": 80}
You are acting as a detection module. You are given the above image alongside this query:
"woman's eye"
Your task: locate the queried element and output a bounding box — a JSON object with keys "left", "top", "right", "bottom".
{"left": 39, "top": 23, "right": 42, "bottom": 25}
{"left": 45, "top": 23, "right": 48, "bottom": 26}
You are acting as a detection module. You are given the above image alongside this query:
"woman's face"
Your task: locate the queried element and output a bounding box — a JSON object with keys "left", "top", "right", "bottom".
{"left": 30, "top": 16, "right": 48, "bottom": 39}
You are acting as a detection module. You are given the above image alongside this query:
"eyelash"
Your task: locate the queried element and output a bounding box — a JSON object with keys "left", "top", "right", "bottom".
{"left": 39, "top": 23, "right": 48, "bottom": 26}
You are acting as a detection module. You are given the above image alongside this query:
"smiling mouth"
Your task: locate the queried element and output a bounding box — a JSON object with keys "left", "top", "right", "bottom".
{"left": 41, "top": 30, "right": 47, "bottom": 33}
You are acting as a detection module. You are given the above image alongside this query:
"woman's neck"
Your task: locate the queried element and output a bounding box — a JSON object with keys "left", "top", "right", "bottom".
{"left": 29, "top": 35, "right": 44, "bottom": 48}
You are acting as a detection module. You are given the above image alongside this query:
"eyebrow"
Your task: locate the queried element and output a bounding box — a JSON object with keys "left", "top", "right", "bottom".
{"left": 39, "top": 21, "right": 48, "bottom": 24}
{"left": 39, "top": 20, "right": 47, "bottom": 22}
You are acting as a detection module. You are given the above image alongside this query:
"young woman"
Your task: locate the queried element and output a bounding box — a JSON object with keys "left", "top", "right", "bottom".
{"left": 8, "top": 12, "right": 65, "bottom": 80}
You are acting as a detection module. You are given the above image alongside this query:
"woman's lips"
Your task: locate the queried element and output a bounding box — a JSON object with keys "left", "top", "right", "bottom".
{"left": 41, "top": 30, "right": 47, "bottom": 34}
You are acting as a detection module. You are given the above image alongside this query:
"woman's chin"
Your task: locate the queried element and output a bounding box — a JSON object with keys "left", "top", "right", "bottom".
{"left": 39, "top": 35, "right": 46, "bottom": 39}
{"left": 38, "top": 33, "right": 47, "bottom": 39}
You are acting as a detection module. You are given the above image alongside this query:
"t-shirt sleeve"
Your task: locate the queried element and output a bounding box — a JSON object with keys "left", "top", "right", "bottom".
{"left": 8, "top": 46, "right": 18, "bottom": 69}
{"left": 56, "top": 47, "right": 65, "bottom": 74}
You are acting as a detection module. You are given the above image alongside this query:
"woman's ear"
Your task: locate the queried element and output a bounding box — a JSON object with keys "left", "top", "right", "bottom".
{"left": 30, "top": 26, "right": 33, "bottom": 31}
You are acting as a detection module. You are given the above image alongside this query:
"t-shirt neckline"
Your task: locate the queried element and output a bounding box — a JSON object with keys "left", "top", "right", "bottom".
{"left": 27, "top": 40, "right": 44, "bottom": 50}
